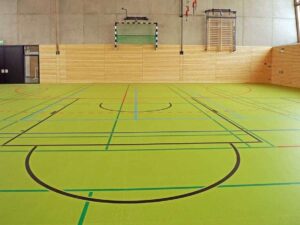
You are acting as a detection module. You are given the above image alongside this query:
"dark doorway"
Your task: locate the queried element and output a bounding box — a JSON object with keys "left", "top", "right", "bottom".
{"left": 0, "top": 46, "right": 25, "bottom": 84}
{"left": 0, "top": 47, "right": 4, "bottom": 83}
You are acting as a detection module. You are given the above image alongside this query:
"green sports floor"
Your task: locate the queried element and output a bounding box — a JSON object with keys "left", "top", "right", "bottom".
{"left": 0, "top": 83, "right": 300, "bottom": 225}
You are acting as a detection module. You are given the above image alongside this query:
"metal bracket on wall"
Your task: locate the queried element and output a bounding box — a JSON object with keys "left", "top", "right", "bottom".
{"left": 295, "top": 0, "right": 300, "bottom": 43}
{"left": 54, "top": 0, "right": 60, "bottom": 55}
{"left": 179, "top": 0, "right": 184, "bottom": 55}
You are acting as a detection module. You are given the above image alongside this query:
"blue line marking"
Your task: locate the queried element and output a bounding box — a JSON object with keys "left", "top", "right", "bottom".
{"left": 22, "top": 86, "right": 88, "bottom": 121}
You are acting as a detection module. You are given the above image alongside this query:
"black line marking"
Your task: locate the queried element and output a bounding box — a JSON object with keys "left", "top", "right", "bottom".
{"left": 191, "top": 97, "right": 262, "bottom": 143}
{"left": 207, "top": 86, "right": 300, "bottom": 121}
{"left": 0, "top": 133, "right": 247, "bottom": 139}
{"left": 0, "top": 121, "right": 21, "bottom": 132}
{"left": 2, "top": 99, "right": 79, "bottom": 146}
{"left": 5, "top": 141, "right": 259, "bottom": 147}
{"left": 25, "top": 144, "right": 240, "bottom": 204}
{"left": 0, "top": 130, "right": 247, "bottom": 135}
{"left": 99, "top": 103, "right": 172, "bottom": 113}
{"left": 2, "top": 128, "right": 299, "bottom": 136}
{"left": 0, "top": 86, "right": 88, "bottom": 132}
{"left": 2, "top": 98, "right": 57, "bottom": 121}
{"left": 169, "top": 87, "right": 258, "bottom": 145}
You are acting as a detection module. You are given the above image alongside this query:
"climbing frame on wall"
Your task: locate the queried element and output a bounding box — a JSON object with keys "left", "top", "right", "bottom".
{"left": 114, "top": 21, "right": 159, "bottom": 49}
{"left": 205, "top": 9, "right": 237, "bottom": 52}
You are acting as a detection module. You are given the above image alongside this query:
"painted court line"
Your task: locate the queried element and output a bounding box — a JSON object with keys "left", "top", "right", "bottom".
{"left": 23, "top": 143, "right": 240, "bottom": 204}
{"left": 1, "top": 181, "right": 300, "bottom": 194}
{"left": 134, "top": 87, "right": 138, "bottom": 120}
{"left": 21, "top": 86, "right": 89, "bottom": 121}
{"left": 105, "top": 85, "right": 130, "bottom": 151}
{"left": 2, "top": 98, "right": 55, "bottom": 121}
{"left": 176, "top": 86, "right": 260, "bottom": 142}
{"left": 169, "top": 87, "right": 258, "bottom": 145}
{"left": 2, "top": 128, "right": 298, "bottom": 135}
{"left": 2, "top": 99, "right": 79, "bottom": 146}
{"left": 0, "top": 144, "right": 295, "bottom": 154}
{"left": 209, "top": 86, "right": 300, "bottom": 121}
{"left": 0, "top": 86, "right": 88, "bottom": 132}
{"left": 0, "top": 133, "right": 250, "bottom": 140}
{"left": 3, "top": 141, "right": 261, "bottom": 147}
{"left": 77, "top": 192, "right": 93, "bottom": 225}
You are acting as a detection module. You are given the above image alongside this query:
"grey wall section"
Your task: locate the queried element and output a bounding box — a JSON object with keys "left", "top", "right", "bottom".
{"left": 0, "top": 0, "right": 297, "bottom": 46}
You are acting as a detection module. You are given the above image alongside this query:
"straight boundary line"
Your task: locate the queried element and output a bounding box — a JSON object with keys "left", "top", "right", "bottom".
{"left": 2, "top": 128, "right": 299, "bottom": 135}
{"left": 2, "top": 99, "right": 79, "bottom": 146}
{"left": 191, "top": 97, "right": 261, "bottom": 143}
{"left": 169, "top": 86, "right": 257, "bottom": 146}
{"left": 207, "top": 86, "right": 300, "bottom": 121}
{"left": 0, "top": 85, "right": 88, "bottom": 132}
{"left": 2, "top": 181, "right": 300, "bottom": 194}
{"left": 0, "top": 133, "right": 250, "bottom": 139}
{"left": 77, "top": 192, "right": 93, "bottom": 225}
{"left": 0, "top": 144, "right": 296, "bottom": 153}
{"left": 172, "top": 86, "right": 262, "bottom": 144}
{"left": 3, "top": 141, "right": 260, "bottom": 147}
{"left": 134, "top": 87, "right": 138, "bottom": 120}
{"left": 21, "top": 86, "right": 89, "bottom": 121}
{"left": 105, "top": 85, "right": 130, "bottom": 150}
{"left": 2, "top": 98, "right": 57, "bottom": 121}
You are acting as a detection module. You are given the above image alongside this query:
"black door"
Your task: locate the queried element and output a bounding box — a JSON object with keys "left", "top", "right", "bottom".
{"left": 0, "top": 47, "right": 4, "bottom": 83}
{"left": 3, "top": 46, "right": 25, "bottom": 84}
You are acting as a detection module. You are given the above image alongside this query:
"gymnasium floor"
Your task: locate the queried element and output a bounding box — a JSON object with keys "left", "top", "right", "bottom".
{"left": 0, "top": 83, "right": 300, "bottom": 225}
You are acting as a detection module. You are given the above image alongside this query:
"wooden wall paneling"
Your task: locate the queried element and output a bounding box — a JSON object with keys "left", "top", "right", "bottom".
{"left": 64, "top": 45, "right": 105, "bottom": 83}
{"left": 183, "top": 45, "right": 216, "bottom": 82}
{"left": 250, "top": 47, "right": 272, "bottom": 83}
{"left": 57, "top": 46, "right": 66, "bottom": 83}
{"left": 215, "top": 47, "right": 252, "bottom": 82}
{"left": 272, "top": 44, "right": 300, "bottom": 88}
{"left": 142, "top": 45, "right": 181, "bottom": 82}
{"left": 40, "top": 44, "right": 273, "bottom": 84}
{"left": 39, "top": 45, "right": 58, "bottom": 83}
{"left": 105, "top": 45, "right": 143, "bottom": 82}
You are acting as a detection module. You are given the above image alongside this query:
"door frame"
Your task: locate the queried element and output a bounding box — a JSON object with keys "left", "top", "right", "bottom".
{"left": 1, "top": 45, "right": 25, "bottom": 84}
{"left": 24, "top": 45, "right": 40, "bottom": 84}
{"left": 0, "top": 45, "right": 40, "bottom": 84}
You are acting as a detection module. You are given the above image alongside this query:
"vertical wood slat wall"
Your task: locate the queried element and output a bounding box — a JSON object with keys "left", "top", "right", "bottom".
{"left": 272, "top": 44, "right": 300, "bottom": 88}
{"left": 40, "top": 44, "right": 272, "bottom": 84}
